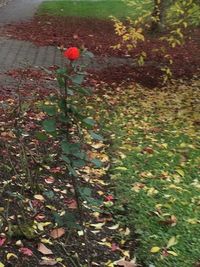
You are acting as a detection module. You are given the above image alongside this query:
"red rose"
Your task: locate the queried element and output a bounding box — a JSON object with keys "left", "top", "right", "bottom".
{"left": 64, "top": 47, "right": 80, "bottom": 61}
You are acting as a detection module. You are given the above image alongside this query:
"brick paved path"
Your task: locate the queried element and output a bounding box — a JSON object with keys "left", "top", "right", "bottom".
{"left": 0, "top": 0, "right": 43, "bottom": 24}
{"left": 0, "top": 0, "right": 134, "bottom": 88}
{"left": 0, "top": 37, "right": 63, "bottom": 71}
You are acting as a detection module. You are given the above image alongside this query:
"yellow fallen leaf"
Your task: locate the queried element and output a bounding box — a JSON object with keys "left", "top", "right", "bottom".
{"left": 147, "top": 187, "right": 158, "bottom": 196}
{"left": 0, "top": 262, "right": 4, "bottom": 267}
{"left": 36, "top": 222, "right": 51, "bottom": 231}
{"left": 187, "top": 218, "right": 200, "bottom": 224}
{"left": 78, "top": 230, "right": 84, "bottom": 236}
{"left": 105, "top": 260, "right": 114, "bottom": 267}
{"left": 107, "top": 224, "right": 119, "bottom": 230}
{"left": 115, "top": 166, "right": 128, "bottom": 171}
{"left": 34, "top": 194, "right": 45, "bottom": 201}
{"left": 90, "top": 222, "right": 105, "bottom": 230}
{"left": 7, "top": 253, "right": 18, "bottom": 260}
{"left": 40, "top": 238, "right": 53, "bottom": 245}
{"left": 150, "top": 246, "right": 161, "bottom": 253}
{"left": 167, "top": 236, "right": 177, "bottom": 248}
{"left": 176, "top": 169, "right": 184, "bottom": 177}
{"left": 121, "top": 250, "right": 130, "bottom": 257}
{"left": 167, "top": 250, "right": 178, "bottom": 256}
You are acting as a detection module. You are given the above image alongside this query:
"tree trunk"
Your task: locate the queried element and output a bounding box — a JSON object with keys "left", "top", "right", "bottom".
{"left": 150, "top": 0, "right": 165, "bottom": 33}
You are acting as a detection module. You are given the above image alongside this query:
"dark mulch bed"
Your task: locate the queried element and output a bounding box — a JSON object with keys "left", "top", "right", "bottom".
{"left": 0, "top": 69, "right": 132, "bottom": 266}
{"left": 1, "top": 16, "right": 200, "bottom": 88}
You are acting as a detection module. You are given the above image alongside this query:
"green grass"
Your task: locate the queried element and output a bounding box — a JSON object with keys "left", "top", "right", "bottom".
{"left": 38, "top": 0, "right": 151, "bottom": 19}
{"left": 95, "top": 84, "right": 200, "bottom": 266}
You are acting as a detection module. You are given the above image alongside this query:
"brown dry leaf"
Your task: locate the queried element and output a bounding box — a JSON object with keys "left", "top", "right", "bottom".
{"left": 115, "top": 259, "right": 137, "bottom": 267}
{"left": 39, "top": 258, "right": 57, "bottom": 266}
{"left": 66, "top": 199, "right": 77, "bottom": 209}
{"left": 160, "top": 215, "right": 177, "bottom": 227}
{"left": 37, "top": 243, "right": 53, "bottom": 255}
{"left": 44, "top": 176, "right": 55, "bottom": 184}
{"left": 50, "top": 228, "right": 65, "bottom": 239}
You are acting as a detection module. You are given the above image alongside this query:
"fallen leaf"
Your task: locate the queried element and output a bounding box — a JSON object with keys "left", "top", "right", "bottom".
{"left": 38, "top": 243, "right": 53, "bottom": 255}
{"left": 44, "top": 176, "right": 55, "bottom": 184}
{"left": 90, "top": 222, "right": 105, "bottom": 230}
{"left": 50, "top": 228, "right": 65, "bottom": 239}
{"left": 0, "top": 238, "right": 6, "bottom": 246}
{"left": 107, "top": 224, "right": 119, "bottom": 230}
{"left": 176, "top": 169, "right": 184, "bottom": 177}
{"left": 111, "top": 243, "right": 120, "bottom": 251}
{"left": 34, "top": 195, "right": 45, "bottom": 202}
{"left": 167, "top": 236, "right": 178, "bottom": 248}
{"left": 66, "top": 199, "right": 77, "bottom": 209}
{"left": 39, "top": 258, "right": 57, "bottom": 266}
{"left": 150, "top": 246, "right": 161, "bottom": 253}
{"left": 19, "top": 247, "right": 33, "bottom": 256}
{"left": 6, "top": 253, "right": 18, "bottom": 260}
{"left": 114, "top": 259, "right": 137, "bottom": 267}
{"left": 105, "top": 195, "right": 114, "bottom": 202}
{"left": 167, "top": 250, "right": 178, "bottom": 256}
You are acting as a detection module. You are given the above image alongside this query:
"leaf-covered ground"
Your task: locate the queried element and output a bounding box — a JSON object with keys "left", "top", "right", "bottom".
{"left": 1, "top": 16, "right": 200, "bottom": 88}
{"left": 0, "top": 69, "right": 135, "bottom": 267}
{"left": 88, "top": 78, "right": 200, "bottom": 266}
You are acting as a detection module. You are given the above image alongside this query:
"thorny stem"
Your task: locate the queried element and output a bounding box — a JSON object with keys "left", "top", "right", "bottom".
{"left": 70, "top": 172, "right": 91, "bottom": 267}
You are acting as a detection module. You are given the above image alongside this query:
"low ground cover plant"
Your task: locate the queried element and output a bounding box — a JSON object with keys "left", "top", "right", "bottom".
{"left": 0, "top": 48, "right": 127, "bottom": 266}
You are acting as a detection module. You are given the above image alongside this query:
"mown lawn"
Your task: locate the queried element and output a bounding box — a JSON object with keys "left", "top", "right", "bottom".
{"left": 38, "top": 0, "right": 152, "bottom": 19}
{"left": 92, "top": 81, "right": 200, "bottom": 266}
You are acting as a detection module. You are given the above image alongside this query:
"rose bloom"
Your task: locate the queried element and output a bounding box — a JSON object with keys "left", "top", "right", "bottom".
{"left": 64, "top": 47, "right": 80, "bottom": 61}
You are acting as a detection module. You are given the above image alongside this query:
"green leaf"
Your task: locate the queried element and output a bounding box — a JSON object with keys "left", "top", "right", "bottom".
{"left": 35, "top": 132, "right": 48, "bottom": 141}
{"left": 58, "top": 113, "right": 69, "bottom": 123}
{"left": 61, "top": 141, "right": 71, "bottom": 154}
{"left": 42, "top": 119, "right": 56, "bottom": 133}
{"left": 67, "top": 89, "right": 74, "bottom": 95}
{"left": 69, "top": 143, "right": 82, "bottom": 154}
{"left": 68, "top": 165, "right": 78, "bottom": 177}
{"left": 58, "top": 99, "right": 67, "bottom": 111}
{"left": 72, "top": 150, "right": 86, "bottom": 159}
{"left": 43, "top": 105, "right": 57, "bottom": 116}
{"left": 89, "top": 131, "right": 104, "bottom": 141}
{"left": 83, "top": 117, "right": 96, "bottom": 127}
{"left": 72, "top": 159, "right": 86, "bottom": 168}
{"left": 79, "top": 187, "right": 92, "bottom": 198}
{"left": 61, "top": 154, "right": 70, "bottom": 164}
{"left": 44, "top": 190, "right": 55, "bottom": 200}
{"left": 71, "top": 74, "right": 84, "bottom": 85}
{"left": 56, "top": 67, "right": 67, "bottom": 75}
{"left": 63, "top": 212, "right": 80, "bottom": 229}
{"left": 91, "top": 158, "right": 103, "bottom": 168}
{"left": 57, "top": 76, "right": 65, "bottom": 88}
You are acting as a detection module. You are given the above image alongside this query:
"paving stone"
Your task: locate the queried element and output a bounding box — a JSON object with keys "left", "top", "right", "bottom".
{"left": 0, "top": 0, "right": 44, "bottom": 24}
{"left": 0, "top": 0, "right": 134, "bottom": 88}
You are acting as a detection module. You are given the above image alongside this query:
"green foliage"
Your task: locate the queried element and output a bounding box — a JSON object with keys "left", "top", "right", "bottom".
{"left": 112, "top": 0, "right": 200, "bottom": 83}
